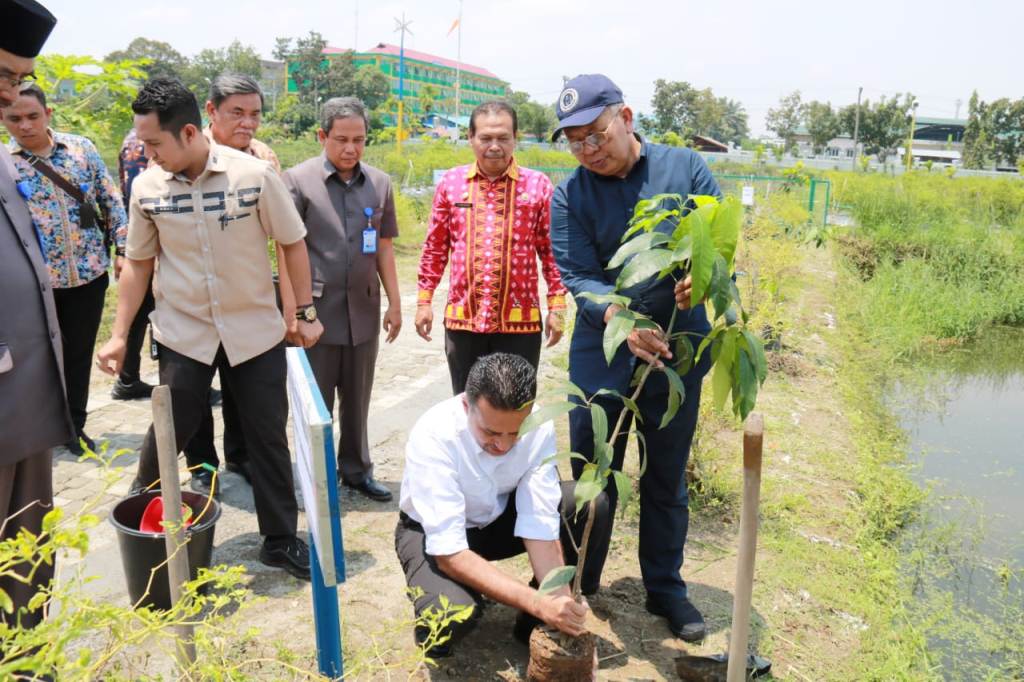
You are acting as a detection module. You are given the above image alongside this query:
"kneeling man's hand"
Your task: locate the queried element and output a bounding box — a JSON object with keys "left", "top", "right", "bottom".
{"left": 540, "top": 594, "right": 590, "bottom": 637}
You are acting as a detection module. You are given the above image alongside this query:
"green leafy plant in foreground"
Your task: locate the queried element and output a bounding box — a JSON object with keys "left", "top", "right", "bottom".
{"left": 522, "top": 194, "right": 767, "bottom": 600}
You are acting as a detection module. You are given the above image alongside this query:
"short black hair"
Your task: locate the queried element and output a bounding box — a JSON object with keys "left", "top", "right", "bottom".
{"left": 464, "top": 353, "right": 536, "bottom": 412}
{"left": 131, "top": 78, "right": 201, "bottom": 139}
{"left": 469, "top": 100, "right": 518, "bottom": 137}
{"left": 320, "top": 96, "right": 369, "bottom": 134}
{"left": 17, "top": 82, "right": 46, "bottom": 108}
{"left": 209, "top": 73, "right": 264, "bottom": 109}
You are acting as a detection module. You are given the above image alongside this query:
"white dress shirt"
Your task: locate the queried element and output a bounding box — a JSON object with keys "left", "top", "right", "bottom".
{"left": 399, "top": 394, "right": 563, "bottom": 556}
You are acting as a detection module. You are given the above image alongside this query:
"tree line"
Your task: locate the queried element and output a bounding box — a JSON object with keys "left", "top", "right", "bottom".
{"left": 961, "top": 91, "right": 1024, "bottom": 170}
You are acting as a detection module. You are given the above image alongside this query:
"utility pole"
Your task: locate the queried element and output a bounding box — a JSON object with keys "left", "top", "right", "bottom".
{"left": 954, "top": 98, "right": 962, "bottom": 119}
{"left": 354, "top": 0, "right": 358, "bottom": 51}
{"left": 852, "top": 85, "right": 863, "bottom": 171}
{"left": 394, "top": 13, "right": 413, "bottom": 152}
{"left": 454, "top": 0, "right": 463, "bottom": 119}
{"left": 906, "top": 101, "right": 919, "bottom": 172}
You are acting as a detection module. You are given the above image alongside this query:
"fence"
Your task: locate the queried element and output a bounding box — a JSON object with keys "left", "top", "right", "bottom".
{"left": 525, "top": 169, "right": 832, "bottom": 227}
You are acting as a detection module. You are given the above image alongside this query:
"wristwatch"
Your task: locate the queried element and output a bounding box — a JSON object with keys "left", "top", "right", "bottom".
{"left": 296, "top": 304, "right": 318, "bottom": 323}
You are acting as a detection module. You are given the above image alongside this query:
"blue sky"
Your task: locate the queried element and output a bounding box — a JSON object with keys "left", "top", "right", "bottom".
{"left": 41, "top": 0, "right": 1022, "bottom": 134}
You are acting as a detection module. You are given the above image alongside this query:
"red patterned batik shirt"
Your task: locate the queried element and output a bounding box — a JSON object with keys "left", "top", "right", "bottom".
{"left": 417, "top": 160, "right": 567, "bottom": 334}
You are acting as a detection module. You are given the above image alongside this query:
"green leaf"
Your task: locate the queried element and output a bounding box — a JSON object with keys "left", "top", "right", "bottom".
{"left": 672, "top": 335, "right": 695, "bottom": 375}
{"left": 574, "top": 465, "right": 607, "bottom": 514}
{"left": 632, "top": 430, "right": 649, "bottom": 477}
{"left": 688, "top": 194, "right": 719, "bottom": 209}
{"left": 712, "top": 330, "right": 737, "bottom": 413}
{"left": 659, "top": 366, "right": 687, "bottom": 429}
{"left": 671, "top": 234, "right": 692, "bottom": 263}
{"left": 695, "top": 326, "right": 723, "bottom": 364}
{"left": 519, "top": 401, "right": 576, "bottom": 436}
{"left": 541, "top": 450, "right": 590, "bottom": 466}
{"left": 576, "top": 291, "right": 632, "bottom": 309}
{"left": 549, "top": 379, "right": 588, "bottom": 403}
{"left": 630, "top": 363, "right": 647, "bottom": 388}
{"left": 590, "top": 403, "right": 608, "bottom": 448}
{"left": 594, "top": 442, "right": 614, "bottom": 472}
{"left": 733, "top": 347, "right": 758, "bottom": 420}
{"left": 708, "top": 255, "right": 733, "bottom": 320}
{"left": 710, "top": 195, "right": 742, "bottom": 268}
{"left": 632, "top": 316, "right": 660, "bottom": 330}
{"left": 0, "top": 589, "right": 12, "bottom": 614}
{"left": 603, "top": 310, "right": 636, "bottom": 365}
{"left": 689, "top": 207, "right": 715, "bottom": 308}
{"left": 616, "top": 248, "right": 675, "bottom": 289}
{"left": 741, "top": 330, "right": 768, "bottom": 384}
{"left": 538, "top": 565, "right": 577, "bottom": 594}
{"left": 612, "top": 470, "right": 633, "bottom": 507}
{"left": 607, "top": 231, "right": 671, "bottom": 270}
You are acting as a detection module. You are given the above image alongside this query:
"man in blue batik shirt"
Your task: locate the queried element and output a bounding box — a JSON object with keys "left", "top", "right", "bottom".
{"left": 549, "top": 73, "right": 721, "bottom": 643}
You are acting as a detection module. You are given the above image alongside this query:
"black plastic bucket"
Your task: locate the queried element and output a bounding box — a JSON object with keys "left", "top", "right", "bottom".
{"left": 109, "top": 490, "right": 221, "bottom": 610}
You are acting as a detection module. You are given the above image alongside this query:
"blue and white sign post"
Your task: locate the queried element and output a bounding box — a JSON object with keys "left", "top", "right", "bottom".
{"left": 286, "top": 348, "right": 347, "bottom": 678}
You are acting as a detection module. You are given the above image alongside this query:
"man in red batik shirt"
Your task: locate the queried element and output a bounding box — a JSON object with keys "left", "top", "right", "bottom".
{"left": 415, "top": 101, "right": 567, "bottom": 394}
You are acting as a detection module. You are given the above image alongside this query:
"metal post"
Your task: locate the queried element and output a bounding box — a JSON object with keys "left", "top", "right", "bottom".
{"left": 455, "top": 0, "right": 462, "bottom": 119}
{"left": 906, "top": 102, "right": 919, "bottom": 172}
{"left": 852, "top": 86, "right": 863, "bottom": 171}
{"left": 394, "top": 13, "right": 413, "bottom": 152}
{"left": 310, "top": 534, "right": 343, "bottom": 679}
{"left": 808, "top": 178, "right": 817, "bottom": 220}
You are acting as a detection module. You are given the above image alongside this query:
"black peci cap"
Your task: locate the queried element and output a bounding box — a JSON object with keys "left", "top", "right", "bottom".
{"left": 0, "top": 0, "right": 57, "bottom": 58}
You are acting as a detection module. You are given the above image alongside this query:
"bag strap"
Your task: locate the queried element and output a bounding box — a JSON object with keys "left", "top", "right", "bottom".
{"left": 17, "top": 151, "right": 98, "bottom": 230}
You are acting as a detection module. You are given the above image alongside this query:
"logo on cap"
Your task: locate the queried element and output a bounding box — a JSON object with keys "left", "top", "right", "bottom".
{"left": 559, "top": 88, "right": 579, "bottom": 113}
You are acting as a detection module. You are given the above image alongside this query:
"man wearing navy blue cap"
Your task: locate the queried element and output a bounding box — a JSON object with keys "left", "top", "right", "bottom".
{"left": 549, "top": 73, "right": 721, "bottom": 642}
{"left": 0, "top": 0, "right": 70, "bottom": 631}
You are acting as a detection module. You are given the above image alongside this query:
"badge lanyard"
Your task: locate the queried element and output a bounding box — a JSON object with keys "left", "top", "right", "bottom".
{"left": 361, "top": 206, "right": 377, "bottom": 255}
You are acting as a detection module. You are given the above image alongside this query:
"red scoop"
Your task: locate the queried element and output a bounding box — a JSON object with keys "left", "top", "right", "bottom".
{"left": 139, "top": 497, "right": 195, "bottom": 533}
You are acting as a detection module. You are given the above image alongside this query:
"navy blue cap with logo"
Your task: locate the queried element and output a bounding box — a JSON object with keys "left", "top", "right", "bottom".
{"left": 551, "top": 74, "right": 624, "bottom": 142}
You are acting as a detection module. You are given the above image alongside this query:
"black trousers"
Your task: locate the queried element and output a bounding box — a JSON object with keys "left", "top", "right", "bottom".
{"left": 134, "top": 343, "right": 297, "bottom": 537}
{"left": 394, "top": 480, "right": 609, "bottom": 647}
{"left": 53, "top": 273, "right": 109, "bottom": 435}
{"left": 444, "top": 330, "right": 542, "bottom": 395}
{"left": 119, "top": 282, "right": 155, "bottom": 384}
{"left": 182, "top": 380, "right": 248, "bottom": 470}
{"left": 568, "top": 365, "right": 706, "bottom": 602}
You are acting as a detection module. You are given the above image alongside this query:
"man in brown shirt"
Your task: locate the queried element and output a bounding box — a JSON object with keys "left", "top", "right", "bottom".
{"left": 96, "top": 78, "right": 323, "bottom": 579}
{"left": 283, "top": 97, "right": 401, "bottom": 502}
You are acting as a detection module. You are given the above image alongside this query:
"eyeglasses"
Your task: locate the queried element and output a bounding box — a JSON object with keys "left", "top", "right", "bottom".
{"left": 566, "top": 114, "right": 619, "bottom": 155}
{"left": 0, "top": 71, "right": 36, "bottom": 89}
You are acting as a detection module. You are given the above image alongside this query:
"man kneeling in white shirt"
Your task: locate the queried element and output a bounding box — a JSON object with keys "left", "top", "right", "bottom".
{"left": 396, "top": 352, "right": 609, "bottom": 657}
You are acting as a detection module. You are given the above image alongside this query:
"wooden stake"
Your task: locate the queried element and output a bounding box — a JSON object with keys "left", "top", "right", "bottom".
{"left": 151, "top": 385, "right": 197, "bottom": 668}
{"left": 727, "top": 413, "right": 763, "bottom": 682}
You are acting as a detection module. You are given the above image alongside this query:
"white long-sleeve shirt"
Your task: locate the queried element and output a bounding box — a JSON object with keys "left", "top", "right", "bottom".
{"left": 399, "top": 394, "right": 562, "bottom": 556}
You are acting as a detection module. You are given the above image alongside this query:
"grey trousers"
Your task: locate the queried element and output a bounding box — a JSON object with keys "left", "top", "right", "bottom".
{"left": 305, "top": 337, "right": 379, "bottom": 484}
{"left": 0, "top": 450, "right": 54, "bottom": 628}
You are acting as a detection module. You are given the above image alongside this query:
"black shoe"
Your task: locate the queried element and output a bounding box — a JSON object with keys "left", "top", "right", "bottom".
{"left": 128, "top": 476, "right": 152, "bottom": 496}
{"left": 208, "top": 388, "right": 222, "bottom": 406}
{"left": 645, "top": 595, "right": 707, "bottom": 642}
{"left": 225, "top": 461, "right": 252, "bottom": 485}
{"left": 65, "top": 438, "right": 84, "bottom": 456}
{"left": 189, "top": 469, "right": 221, "bottom": 498}
{"left": 513, "top": 610, "right": 543, "bottom": 645}
{"left": 342, "top": 476, "right": 392, "bottom": 502}
{"left": 111, "top": 378, "right": 155, "bottom": 401}
{"left": 260, "top": 535, "right": 311, "bottom": 580}
{"left": 65, "top": 431, "right": 95, "bottom": 456}
{"left": 414, "top": 625, "right": 454, "bottom": 659}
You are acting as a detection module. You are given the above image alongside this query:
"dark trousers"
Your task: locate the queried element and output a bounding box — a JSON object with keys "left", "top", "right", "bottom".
{"left": 0, "top": 450, "right": 54, "bottom": 629}
{"left": 569, "top": 374, "right": 705, "bottom": 601}
{"left": 52, "top": 273, "right": 108, "bottom": 435}
{"left": 182, "top": 379, "right": 248, "bottom": 470}
{"left": 305, "top": 339, "right": 379, "bottom": 484}
{"left": 394, "top": 481, "right": 609, "bottom": 646}
{"left": 134, "top": 343, "right": 297, "bottom": 537}
{"left": 444, "top": 330, "right": 542, "bottom": 395}
{"left": 119, "top": 282, "right": 155, "bottom": 384}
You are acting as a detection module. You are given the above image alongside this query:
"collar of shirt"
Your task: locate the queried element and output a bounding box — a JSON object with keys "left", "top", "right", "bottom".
{"left": 9, "top": 128, "right": 62, "bottom": 158}
{"left": 466, "top": 156, "right": 520, "bottom": 183}
{"left": 320, "top": 153, "right": 365, "bottom": 186}
{"left": 165, "top": 143, "right": 228, "bottom": 185}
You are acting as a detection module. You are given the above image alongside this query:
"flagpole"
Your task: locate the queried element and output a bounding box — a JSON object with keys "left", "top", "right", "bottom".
{"left": 455, "top": 0, "right": 462, "bottom": 119}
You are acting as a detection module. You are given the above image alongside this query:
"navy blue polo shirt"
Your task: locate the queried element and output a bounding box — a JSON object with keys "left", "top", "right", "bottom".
{"left": 550, "top": 136, "right": 721, "bottom": 395}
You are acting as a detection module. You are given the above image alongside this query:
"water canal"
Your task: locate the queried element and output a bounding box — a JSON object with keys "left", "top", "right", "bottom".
{"left": 889, "top": 327, "right": 1024, "bottom": 678}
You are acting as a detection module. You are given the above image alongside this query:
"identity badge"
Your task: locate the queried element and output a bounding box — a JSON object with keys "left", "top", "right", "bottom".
{"left": 361, "top": 206, "right": 377, "bottom": 254}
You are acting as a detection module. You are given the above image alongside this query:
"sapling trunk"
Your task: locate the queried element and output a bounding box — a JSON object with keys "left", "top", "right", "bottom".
{"left": 570, "top": 305, "right": 681, "bottom": 600}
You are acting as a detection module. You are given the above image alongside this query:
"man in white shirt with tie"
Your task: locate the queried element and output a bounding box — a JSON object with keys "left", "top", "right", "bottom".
{"left": 396, "top": 352, "right": 609, "bottom": 657}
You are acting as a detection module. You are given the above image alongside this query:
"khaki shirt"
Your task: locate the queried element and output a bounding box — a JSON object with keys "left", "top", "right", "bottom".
{"left": 203, "top": 127, "right": 281, "bottom": 173}
{"left": 126, "top": 144, "right": 306, "bottom": 366}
